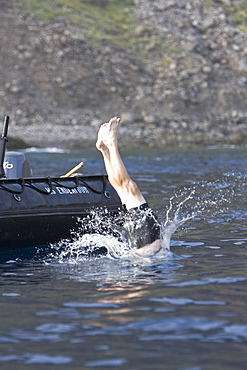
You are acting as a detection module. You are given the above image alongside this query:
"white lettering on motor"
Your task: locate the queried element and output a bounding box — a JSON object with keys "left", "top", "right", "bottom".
{"left": 4, "top": 161, "right": 14, "bottom": 170}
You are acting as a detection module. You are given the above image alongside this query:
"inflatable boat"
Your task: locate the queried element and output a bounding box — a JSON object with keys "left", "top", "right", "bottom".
{"left": 0, "top": 116, "right": 122, "bottom": 260}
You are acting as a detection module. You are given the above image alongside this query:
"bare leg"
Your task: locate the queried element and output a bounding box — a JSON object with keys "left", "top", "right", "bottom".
{"left": 96, "top": 117, "right": 146, "bottom": 210}
{"left": 96, "top": 117, "right": 163, "bottom": 256}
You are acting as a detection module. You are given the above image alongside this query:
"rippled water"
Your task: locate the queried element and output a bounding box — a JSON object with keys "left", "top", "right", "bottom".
{"left": 0, "top": 146, "right": 246, "bottom": 369}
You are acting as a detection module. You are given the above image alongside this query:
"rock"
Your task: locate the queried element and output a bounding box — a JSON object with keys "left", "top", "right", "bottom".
{"left": 8, "top": 136, "right": 29, "bottom": 149}
{"left": 120, "top": 112, "right": 138, "bottom": 124}
{"left": 134, "top": 25, "right": 145, "bottom": 37}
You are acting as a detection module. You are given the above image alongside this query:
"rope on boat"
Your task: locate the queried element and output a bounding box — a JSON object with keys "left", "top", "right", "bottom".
{"left": 25, "top": 177, "right": 53, "bottom": 194}
{"left": 0, "top": 178, "right": 25, "bottom": 194}
{"left": 0, "top": 175, "right": 110, "bottom": 197}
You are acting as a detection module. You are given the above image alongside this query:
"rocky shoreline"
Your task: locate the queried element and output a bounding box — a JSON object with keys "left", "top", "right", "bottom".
{"left": 0, "top": 0, "right": 246, "bottom": 149}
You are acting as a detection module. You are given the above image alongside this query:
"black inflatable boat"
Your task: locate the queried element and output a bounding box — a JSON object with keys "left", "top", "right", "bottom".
{"left": 0, "top": 116, "right": 122, "bottom": 260}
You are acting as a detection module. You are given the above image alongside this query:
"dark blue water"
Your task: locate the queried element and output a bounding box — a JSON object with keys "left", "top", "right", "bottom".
{"left": 0, "top": 146, "right": 246, "bottom": 369}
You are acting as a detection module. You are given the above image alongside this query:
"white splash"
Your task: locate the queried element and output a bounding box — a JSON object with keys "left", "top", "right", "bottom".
{"left": 48, "top": 199, "right": 192, "bottom": 264}
{"left": 47, "top": 175, "right": 239, "bottom": 264}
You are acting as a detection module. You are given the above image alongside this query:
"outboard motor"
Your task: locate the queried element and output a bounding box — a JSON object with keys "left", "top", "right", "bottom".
{"left": 0, "top": 116, "right": 33, "bottom": 179}
{"left": 4, "top": 151, "right": 33, "bottom": 178}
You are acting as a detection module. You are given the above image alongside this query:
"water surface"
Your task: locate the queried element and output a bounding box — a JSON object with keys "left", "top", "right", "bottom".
{"left": 0, "top": 146, "right": 246, "bottom": 369}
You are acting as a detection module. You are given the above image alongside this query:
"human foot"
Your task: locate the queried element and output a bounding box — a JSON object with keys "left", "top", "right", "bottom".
{"left": 96, "top": 124, "right": 108, "bottom": 153}
{"left": 103, "top": 117, "right": 120, "bottom": 147}
{"left": 96, "top": 117, "right": 120, "bottom": 151}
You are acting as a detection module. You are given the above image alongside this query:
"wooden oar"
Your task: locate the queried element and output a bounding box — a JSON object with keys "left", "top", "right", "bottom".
{"left": 61, "top": 162, "right": 84, "bottom": 178}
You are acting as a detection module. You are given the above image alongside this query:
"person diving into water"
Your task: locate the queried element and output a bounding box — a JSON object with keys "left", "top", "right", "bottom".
{"left": 96, "top": 117, "right": 164, "bottom": 257}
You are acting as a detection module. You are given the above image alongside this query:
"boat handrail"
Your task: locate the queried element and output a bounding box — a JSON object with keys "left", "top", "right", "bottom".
{"left": 0, "top": 174, "right": 110, "bottom": 197}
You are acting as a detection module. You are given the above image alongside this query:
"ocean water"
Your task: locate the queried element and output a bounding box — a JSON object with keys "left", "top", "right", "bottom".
{"left": 0, "top": 146, "right": 246, "bottom": 369}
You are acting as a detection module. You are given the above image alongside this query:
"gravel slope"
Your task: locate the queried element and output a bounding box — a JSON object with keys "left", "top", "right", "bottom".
{"left": 0, "top": 0, "right": 246, "bottom": 148}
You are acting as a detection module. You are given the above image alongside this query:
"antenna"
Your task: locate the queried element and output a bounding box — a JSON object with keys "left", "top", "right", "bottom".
{"left": 0, "top": 116, "right": 9, "bottom": 178}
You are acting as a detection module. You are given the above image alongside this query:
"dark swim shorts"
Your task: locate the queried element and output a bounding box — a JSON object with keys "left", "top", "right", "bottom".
{"left": 121, "top": 203, "right": 161, "bottom": 249}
